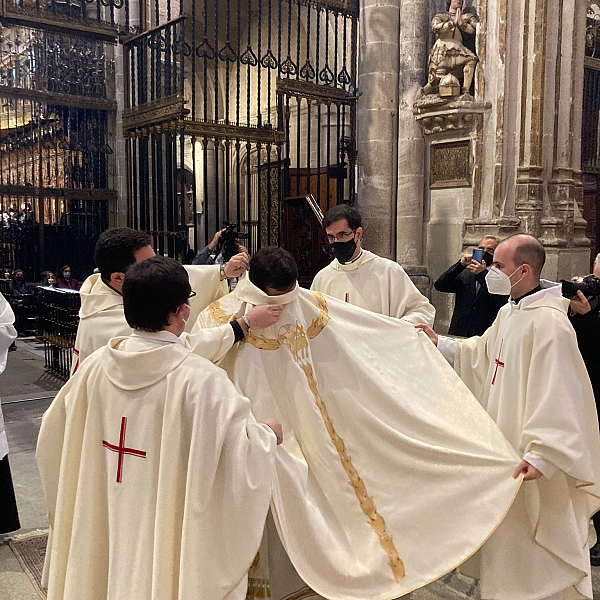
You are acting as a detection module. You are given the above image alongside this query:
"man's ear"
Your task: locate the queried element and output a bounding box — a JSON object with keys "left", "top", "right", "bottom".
{"left": 110, "top": 272, "right": 125, "bottom": 288}
{"left": 355, "top": 226, "right": 363, "bottom": 242}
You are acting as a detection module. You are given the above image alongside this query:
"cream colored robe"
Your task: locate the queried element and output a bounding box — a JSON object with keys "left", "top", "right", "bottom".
{"left": 195, "top": 276, "right": 522, "bottom": 600}
{"left": 37, "top": 330, "right": 277, "bottom": 600}
{"left": 0, "top": 293, "right": 16, "bottom": 460}
{"left": 442, "top": 284, "right": 600, "bottom": 600}
{"left": 310, "top": 249, "right": 435, "bottom": 326}
{"left": 71, "top": 266, "right": 230, "bottom": 374}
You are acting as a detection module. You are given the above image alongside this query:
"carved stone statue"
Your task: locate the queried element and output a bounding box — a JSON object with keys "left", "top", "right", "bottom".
{"left": 422, "top": 0, "right": 479, "bottom": 98}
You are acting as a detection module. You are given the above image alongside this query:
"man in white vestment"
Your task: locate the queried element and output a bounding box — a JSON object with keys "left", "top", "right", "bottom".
{"left": 37, "top": 256, "right": 282, "bottom": 600}
{"left": 0, "top": 292, "right": 19, "bottom": 534}
{"left": 417, "top": 234, "right": 600, "bottom": 600}
{"left": 195, "top": 247, "right": 526, "bottom": 600}
{"left": 72, "top": 227, "right": 280, "bottom": 374}
{"left": 310, "top": 204, "right": 435, "bottom": 326}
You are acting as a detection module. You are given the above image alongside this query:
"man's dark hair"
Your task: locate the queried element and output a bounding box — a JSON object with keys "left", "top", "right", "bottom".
{"left": 94, "top": 228, "right": 153, "bottom": 280}
{"left": 249, "top": 247, "right": 298, "bottom": 293}
{"left": 506, "top": 234, "right": 546, "bottom": 279}
{"left": 123, "top": 256, "right": 190, "bottom": 332}
{"left": 322, "top": 204, "right": 362, "bottom": 230}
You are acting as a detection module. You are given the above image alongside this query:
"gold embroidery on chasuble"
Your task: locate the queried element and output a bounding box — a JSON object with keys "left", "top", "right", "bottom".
{"left": 208, "top": 301, "right": 234, "bottom": 325}
{"left": 243, "top": 291, "right": 405, "bottom": 581}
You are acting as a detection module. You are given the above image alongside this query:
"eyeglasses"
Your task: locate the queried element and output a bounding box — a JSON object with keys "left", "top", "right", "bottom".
{"left": 188, "top": 290, "right": 197, "bottom": 299}
{"left": 325, "top": 230, "right": 356, "bottom": 244}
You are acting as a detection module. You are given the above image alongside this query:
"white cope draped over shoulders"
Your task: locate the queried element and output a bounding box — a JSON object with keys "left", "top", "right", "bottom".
{"left": 194, "top": 275, "right": 521, "bottom": 600}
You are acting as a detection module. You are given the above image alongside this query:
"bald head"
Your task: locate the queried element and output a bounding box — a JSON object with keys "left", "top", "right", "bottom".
{"left": 500, "top": 234, "right": 545, "bottom": 278}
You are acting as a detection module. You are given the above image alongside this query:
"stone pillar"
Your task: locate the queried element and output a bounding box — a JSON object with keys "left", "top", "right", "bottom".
{"left": 542, "top": 0, "right": 589, "bottom": 278}
{"left": 357, "top": 0, "right": 401, "bottom": 259}
{"left": 396, "top": 0, "right": 430, "bottom": 268}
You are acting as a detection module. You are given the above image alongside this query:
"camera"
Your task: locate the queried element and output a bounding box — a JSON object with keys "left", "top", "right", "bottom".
{"left": 217, "top": 220, "right": 248, "bottom": 262}
{"left": 561, "top": 274, "right": 600, "bottom": 298}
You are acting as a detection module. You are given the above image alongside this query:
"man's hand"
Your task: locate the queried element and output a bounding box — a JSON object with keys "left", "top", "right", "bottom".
{"left": 223, "top": 251, "right": 249, "bottom": 278}
{"left": 208, "top": 229, "right": 224, "bottom": 251}
{"left": 415, "top": 324, "right": 438, "bottom": 346}
{"left": 460, "top": 253, "right": 472, "bottom": 267}
{"left": 513, "top": 460, "right": 542, "bottom": 481}
{"left": 245, "top": 304, "right": 283, "bottom": 330}
{"left": 468, "top": 259, "right": 487, "bottom": 275}
{"left": 569, "top": 290, "right": 591, "bottom": 315}
{"left": 264, "top": 418, "right": 283, "bottom": 445}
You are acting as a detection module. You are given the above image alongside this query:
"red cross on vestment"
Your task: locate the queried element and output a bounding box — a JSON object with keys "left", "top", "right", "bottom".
{"left": 491, "top": 341, "right": 505, "bottom": 385}
{"left": 102, "top": 416, "right": 147, "bottom": 483}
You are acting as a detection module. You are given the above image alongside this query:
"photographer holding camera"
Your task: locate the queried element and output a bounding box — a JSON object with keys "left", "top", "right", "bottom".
{"left": 434, "top": 236, "right": 508, "bottom": 337}
{"left": 566, "top": 254, "right": 600, "bottom": 566}
{"left": 192, "top": 223, "right": 248, "bottom": 290}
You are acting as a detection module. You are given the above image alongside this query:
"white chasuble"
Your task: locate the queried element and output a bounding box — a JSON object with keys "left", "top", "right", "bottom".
{"left": 194, "top": 276, "right": 522, "bottom": 600}
{"left": 71, "top": 266, "right": 229, "bottom": 374}
{"left": 37, "top": 332, "right": 277, "bottom": 600}
{"left": 452, "top": 285, "right": 600, "bottom": 600}
{"left": 310, "top": 250, "right": 435, "bottom": 326}
{"left": 0, "top": 293, "right": 16, "bottom": 459}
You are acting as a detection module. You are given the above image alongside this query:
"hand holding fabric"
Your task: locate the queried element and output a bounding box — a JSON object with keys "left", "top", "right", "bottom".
{"left": 264, "top": 419, "right": 283, "bottom": 445}
{"left": 513, "top": 460, "right": 542, "bottom": 481}
{"left": 245, "top": 304, "right": 283, "bottom": 330}
{"left": 415, "top": 323, "right": 438, "bottom": 346}
{"left": 224, "top": 251, "right": 249, "bottom": 278}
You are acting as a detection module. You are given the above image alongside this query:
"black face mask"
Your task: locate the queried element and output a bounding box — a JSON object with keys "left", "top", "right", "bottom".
{"left": 332, "top": 238, "right": 357, "bottom": 264}
{"left": 14, "top": 276, "right": 23, "bottom": 282}
{"left": 482, "top": 251, "right": 494, "bottom": 267}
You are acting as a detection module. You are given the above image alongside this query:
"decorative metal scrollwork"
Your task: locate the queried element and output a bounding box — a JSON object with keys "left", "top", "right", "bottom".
{"left": 319, "top": 64, "right": 335, "bottom": 85}
{"left": 587, "top": 3, "right": 600, "bottom": 58}
{"left": 261, "top": 49, "right": 278, "bottom": 70}
{"left": 280, "top": 56, "right": 298, "bottom": 76}
{"left": 196, "top": 38, "right": 216, "bottom": 60}
{"left": 218, "top": 42, "right": 237, "bottom": 62}
{"left": 300, "top": 60, "right": 316, "bottom": 80}
{"left": 240, "top": 45, "right": 258, "bottom": 66}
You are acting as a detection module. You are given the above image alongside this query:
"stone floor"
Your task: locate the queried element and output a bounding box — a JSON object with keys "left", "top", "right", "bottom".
{"left": 1, "top": 339, "right": 600, "bottom": 599}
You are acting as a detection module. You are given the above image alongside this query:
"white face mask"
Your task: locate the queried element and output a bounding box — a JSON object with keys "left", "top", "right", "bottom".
{"left": 485, "top": 265, "right": 523, "bottom": 296}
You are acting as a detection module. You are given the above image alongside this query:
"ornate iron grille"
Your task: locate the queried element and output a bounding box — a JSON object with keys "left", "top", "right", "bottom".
{"left": 125, "top": 0, "right": 358, "bottom": 265}
{"left": 588, "top": 3, "right": 600, "bottom": 59}
{"left": 0, "top": 23, "right": 116, "bottom": 280}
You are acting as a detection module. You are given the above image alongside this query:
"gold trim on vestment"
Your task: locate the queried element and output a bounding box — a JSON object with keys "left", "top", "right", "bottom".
{"left": 241, "top": 292, "right": 405, "bottom": 582}
{"left": 280, "top": 587, "right": 319, "bottom": 600}
{"left": 208, "top": 301, "right": 233, "bottom": 324}
{"left": 247, "top": 578, "right": 272, "bottom": 598}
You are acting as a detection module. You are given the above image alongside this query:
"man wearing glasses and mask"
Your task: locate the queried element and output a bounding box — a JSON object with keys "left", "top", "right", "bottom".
{"left": 311, "top": 204, "right": 435, "bottom": 326}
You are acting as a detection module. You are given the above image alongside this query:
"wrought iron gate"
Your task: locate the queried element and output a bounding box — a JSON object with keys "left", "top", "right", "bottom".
{"left": 0, "top": 0, "right": 132, "bottom": 280}
{"left": 124, "top": 0, "right": 358, "bottom": 260}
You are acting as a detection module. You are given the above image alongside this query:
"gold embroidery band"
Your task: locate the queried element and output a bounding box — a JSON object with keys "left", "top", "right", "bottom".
{"left": 299, "top": 360, "right": 405, "bottom": 582}
{"left": 239, "top": 292, "right": 405, "bottom": 582}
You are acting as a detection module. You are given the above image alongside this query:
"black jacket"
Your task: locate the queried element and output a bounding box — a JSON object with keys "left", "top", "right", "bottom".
{"left": 569, "top": 298, "right": 600, "bottom": 415}
{"left": 434, "top": 261, "right": 508, "bottom": 337}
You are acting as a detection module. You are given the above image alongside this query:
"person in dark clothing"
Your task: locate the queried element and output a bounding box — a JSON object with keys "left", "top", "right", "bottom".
{"left": 434, "top": 236, "right": 508, "bottom": 337}
{"left": 55, "top": 265, "right": 81, "bottom": 290}
{"left": 568, "top": 254, "right": 600, "bottom": 566}
{"left": 8, "top": 269, "right": 36, "bottom": 336}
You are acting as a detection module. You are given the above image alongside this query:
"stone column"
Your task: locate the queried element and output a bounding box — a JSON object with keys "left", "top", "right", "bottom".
{"left": 396, "top": 0, "right": 430, "bottom": 268}
{"left": 357, "top": 0, "right": 401, "bottom": 260}
{"left": 542, "top": 0, "right": 589, "bottom": 278}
